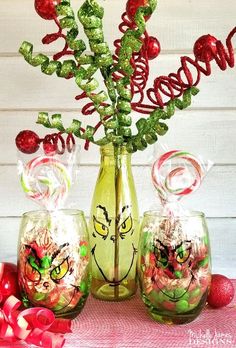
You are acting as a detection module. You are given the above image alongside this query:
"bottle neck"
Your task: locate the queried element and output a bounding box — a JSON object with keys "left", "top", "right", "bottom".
{"left": 100, "top": 143, "right": 131, "bottom": 167}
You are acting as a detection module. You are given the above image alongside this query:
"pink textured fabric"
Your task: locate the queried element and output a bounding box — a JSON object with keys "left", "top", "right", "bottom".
{"left": 0, "top": 280, "right": 235, "bottom": 348}
{"left": 67, "top": 280, "right": 236, "bottom": 348}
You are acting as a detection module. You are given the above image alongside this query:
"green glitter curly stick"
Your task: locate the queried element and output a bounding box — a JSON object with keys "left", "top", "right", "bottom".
{"left": 19, "top": 0, "right": 200, "bottom": 151}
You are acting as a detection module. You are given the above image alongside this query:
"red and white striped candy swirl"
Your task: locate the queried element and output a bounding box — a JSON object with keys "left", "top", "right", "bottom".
{"left": 152, "top": 150, "right": 204, "bottom": 204}
{"left": 21, "top": 156, "right": 71, "bottom": 209}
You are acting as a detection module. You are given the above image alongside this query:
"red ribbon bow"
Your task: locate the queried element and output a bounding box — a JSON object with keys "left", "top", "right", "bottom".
{"left": 0, "top": 295, "right": 72, "bottom": 348}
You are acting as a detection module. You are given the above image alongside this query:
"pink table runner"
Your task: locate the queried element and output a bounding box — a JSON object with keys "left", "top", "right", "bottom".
{"left": 0, "top": 280, "right": 236, "bottom": 348}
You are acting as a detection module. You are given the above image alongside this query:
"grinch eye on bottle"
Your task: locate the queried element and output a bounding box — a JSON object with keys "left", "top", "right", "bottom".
{"left": 93, "top": 216, "right": 109, "bottom": 240}
{"left": 50, "top": 257, "right": 69, "bottom": 282}
{"left": 118, "top": 215, "right": 133, "bottom": 239}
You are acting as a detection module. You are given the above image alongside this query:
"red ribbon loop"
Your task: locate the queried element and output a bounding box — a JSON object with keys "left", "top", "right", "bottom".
{"left": 0, "top": 295, "right": 71, "bottom": 348}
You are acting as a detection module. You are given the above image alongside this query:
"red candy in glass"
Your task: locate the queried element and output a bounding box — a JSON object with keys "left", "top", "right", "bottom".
{"left": 34, "top": 0, "right": 61, "bottom": 20}
{"left": 15, "top": 130, "right": 40, "bottom": 154}
{"left": 193, "top": 34, "right": 218, "bottom": 62}
{"left": 126, "top": 0, "right": 150, "bottom": 21}
{"left": 0, "top": 263, "right": 20, "bottom": 304}
{"left": 145, "top": 36, "right": 161, "bottom": 60}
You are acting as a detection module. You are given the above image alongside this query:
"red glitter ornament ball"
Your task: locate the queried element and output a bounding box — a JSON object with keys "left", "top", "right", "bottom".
{"left": 0, "top": 263, "right": 20, "bottom": 304}
{"left": 145, "top": 36, "right": 161, "bottom": 60}
{"left": 34, "top": 0, "right": 61, "bottom": 20}
{"left": 16, "top": 130, "right": 40, "bottom": 154}
{"left": 207, "top": 274, "right": 234, "bottom": 308}
{"left": 126, "top": 0, "right": 150, "bottom": 22}
{"left": 193, "top": 34, "right": 218, "bottom": 62}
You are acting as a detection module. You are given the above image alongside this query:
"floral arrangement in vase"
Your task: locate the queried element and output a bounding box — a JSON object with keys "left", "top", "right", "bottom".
{"left": 16, "top": 0, "right": 236, "bottom": 301}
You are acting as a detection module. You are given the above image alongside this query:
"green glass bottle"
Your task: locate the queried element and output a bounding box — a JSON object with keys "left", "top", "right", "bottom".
{"left": 89, "top": 144, "right": 139, "bottom": 301}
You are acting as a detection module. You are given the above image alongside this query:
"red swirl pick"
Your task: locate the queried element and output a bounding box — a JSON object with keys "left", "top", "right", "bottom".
{"left": 15, "top": 130, "right": 76, "bottom": 155}
{"left": 146, "top": 27, "right": 236, "bottom": 109}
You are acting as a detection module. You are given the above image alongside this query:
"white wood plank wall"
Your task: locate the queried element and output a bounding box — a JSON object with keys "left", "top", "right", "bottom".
{"left": 0, "top": 0, "right": 236, "bottom": 277}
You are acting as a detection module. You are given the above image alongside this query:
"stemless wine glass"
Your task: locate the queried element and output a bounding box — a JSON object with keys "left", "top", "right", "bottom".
{"left": 138, "top": 211, "right": 211, "bottom": 324}
{"left": 18, "top": 209, "right": 91, "bottom": 319}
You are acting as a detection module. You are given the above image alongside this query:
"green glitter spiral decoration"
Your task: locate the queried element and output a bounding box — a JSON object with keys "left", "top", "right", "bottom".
{"left": 126, "top": 87, "right": 199, "bottom": 153}
{"left": 37, "top": 87, "right": 199, "bottom": 150}
{"left": 77, "top": 0, "right": 117, "bottom": 133}
{"left": 113, "top": 0, "right": 157, "bottom": 144}
{"left": 19, "top": 41, "right": 76, "bottom": 78}
{"left": 19, "top": 0, "right": 199, "bottom": 152}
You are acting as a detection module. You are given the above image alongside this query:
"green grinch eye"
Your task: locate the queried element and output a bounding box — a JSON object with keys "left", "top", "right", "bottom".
{"left": 176, "top": 249, "right": 190, "bottom": 264}
{"left": 154, "top": 247, "right": 168, "bottom": 268}
{"left": 25, "top": 261, "right": 41, "bottom": 282}
{"left": 175, "top": 241, "right": 192, "bottom": 264}
{"left": 50, "top": 257, "right": 69, "bottom": 282}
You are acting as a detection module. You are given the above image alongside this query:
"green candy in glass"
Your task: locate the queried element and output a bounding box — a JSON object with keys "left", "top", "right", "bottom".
{"left": 138, "top": 211, "right": 211, "bottom": 324}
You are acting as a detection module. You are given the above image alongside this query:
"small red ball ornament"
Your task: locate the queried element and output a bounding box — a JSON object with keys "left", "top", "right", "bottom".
{"left": 193, "top": 34, "right": 218, "bottom": 62}
{"left": 0, "top": 263, "right": 21, "bottom": 304}
{"left": 126, "top": 0, "right": 150, "bottom": 22}
{"left": 145, "top": 36, "right": 161, "bottom": 60}
{"left": 15, "top": 130, "right": 40, "bottom": 154}
{"left": 207, "top": 274, "right": 234, "bottom": 308}
{"left": 34, "top": 0, "right": 61, "bottom": 20}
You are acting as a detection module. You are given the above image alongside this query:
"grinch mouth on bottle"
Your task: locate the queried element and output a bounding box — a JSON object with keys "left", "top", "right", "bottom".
{"left": 91, "top": 243, "right": 137, "bottom": 286}
{"left": 91, "top": 205, "right": 138, "bottom": 286}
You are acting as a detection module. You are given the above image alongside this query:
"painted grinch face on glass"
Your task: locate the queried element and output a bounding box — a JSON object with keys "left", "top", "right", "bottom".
{"left": 91, "top": 205, "right": 137, "bottom": 285}
{"left": 19, "top": 229, "right": 88, "bottom": 313}
{"left": 25, "top": 244, "right": 71, "bottom": 290}
{"left": 152, "top": 239, "right": 194, "bottom": 301}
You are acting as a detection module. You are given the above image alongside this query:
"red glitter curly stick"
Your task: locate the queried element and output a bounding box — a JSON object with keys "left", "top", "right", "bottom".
{"left": 42, "top": 132, "right": 76, "bottom": 154}
{"left": 146, "top": 27, "right": 236, "bottom": 108}
{"left": 42, "top": 17, "right": 75, "bottom": 62}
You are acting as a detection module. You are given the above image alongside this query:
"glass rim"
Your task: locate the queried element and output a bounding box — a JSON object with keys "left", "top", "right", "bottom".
{"left": 143, "top": 210, "right": 205, "bottom": 218}
{"left": 22, "top": 209, "right": 85, "bottom": 218}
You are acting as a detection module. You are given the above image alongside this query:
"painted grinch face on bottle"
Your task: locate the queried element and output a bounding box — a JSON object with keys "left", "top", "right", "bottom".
{"left": 91, "top": 205, "right": 138, "bottom": 285}
{"left": 18, "top": 230, "right": 88, "bottom": 313}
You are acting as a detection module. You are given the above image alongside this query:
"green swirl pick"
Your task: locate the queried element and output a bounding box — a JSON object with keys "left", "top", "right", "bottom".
{"left": 19, "top": 0, "right": 199, "bottom": 152}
